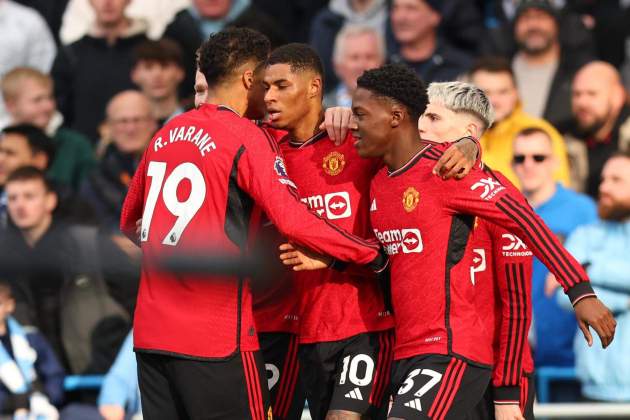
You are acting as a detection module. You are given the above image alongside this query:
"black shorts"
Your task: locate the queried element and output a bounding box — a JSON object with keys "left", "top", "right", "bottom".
{"left": 259, "top": 332, "right": 305, "bottom": 420}
{"left": 389, "top": 354, "right": 491, "bottom": 420}
{"left": 470, "top": 373, "right": 535, "bottom": 420}
{"left": 299, "top": 330, "right": 394, "bottom": 420}
{"left": 137, "top": 351, "right": 271, "bottom": 420}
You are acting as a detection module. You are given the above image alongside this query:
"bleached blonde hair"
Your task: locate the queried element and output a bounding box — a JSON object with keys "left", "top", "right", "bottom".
{"left": 427, "top": 81, "right": 495, "bottom": 130}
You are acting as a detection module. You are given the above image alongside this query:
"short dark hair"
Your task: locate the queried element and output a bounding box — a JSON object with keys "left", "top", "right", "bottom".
{"left": 6, "top": 166, "right": 54, "bottom": 192}
{"left": 470, "top": 56, "right": 515, "bottom": 80}
{"left": 1, "top": 124, "right": 55, "bottom": 167}
{"left": 356, "top": 64, "right": 428, "bottom": 120}
{"left": 267, "top": 43, "right": 324, "bottom": 78}
{"left": 514, "top": 126, "right": 553, "bottom": 145}
{"left": 133, "top": 38, "right": 184, "bottom": 68}
{"left": 197, "top": 27, "right": 270, "bottom": 87}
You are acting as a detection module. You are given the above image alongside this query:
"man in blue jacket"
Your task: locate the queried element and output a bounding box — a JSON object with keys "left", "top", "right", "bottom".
{"left": 558, "top": 151, "right": 630, "bottom": 401}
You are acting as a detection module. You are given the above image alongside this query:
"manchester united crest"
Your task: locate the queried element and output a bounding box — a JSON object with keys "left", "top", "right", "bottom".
{"left": 402, "top": 187, "right": 420, "bottom": 212}
{"left": 322, "top": 151, "right": 345, "bottom": 176}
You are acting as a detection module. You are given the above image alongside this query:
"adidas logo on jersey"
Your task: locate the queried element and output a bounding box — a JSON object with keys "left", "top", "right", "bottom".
{"left": 370, "top": 199, "right": 377, "bottom": 212}
{"left": 345, "top": 387, "right": 363, "bottom": 401}
{"left": 404, "top": 398, "right": 422, "bottom": 411}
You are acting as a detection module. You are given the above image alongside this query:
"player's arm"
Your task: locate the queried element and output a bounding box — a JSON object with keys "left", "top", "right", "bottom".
{"left": 238, "top": 130, "right": 387, "bottom": 270}
{"left": 446, "top": 169, "right": 616, "bottom": 348}
{"left": 120, "top": 153, "right": 148, "bottom": 245}
{"left": 487, "top": 223, "right": 532, "bottom": 411}
{"left": 322, "top": 107, "right": 480, "bottom": 179}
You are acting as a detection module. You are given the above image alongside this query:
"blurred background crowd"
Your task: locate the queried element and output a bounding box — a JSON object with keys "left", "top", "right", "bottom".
{"left": 0, "top": 0, "right": 629, "bottom": 418}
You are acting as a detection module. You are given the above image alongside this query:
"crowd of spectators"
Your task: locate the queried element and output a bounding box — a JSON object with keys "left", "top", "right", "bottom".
{"left": 0, "top": 0, "right": 629, "bottom": 417}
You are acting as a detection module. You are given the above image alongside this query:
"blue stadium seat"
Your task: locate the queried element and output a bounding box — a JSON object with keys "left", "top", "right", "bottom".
{"left": 64, "top": 375, "right": 105, "bottom": 391}
{"left": 536, "top": 367, "right": 577, "bottom": 403}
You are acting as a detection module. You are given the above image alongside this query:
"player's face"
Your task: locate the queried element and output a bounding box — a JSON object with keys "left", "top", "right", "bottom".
{"left": 194, "top": 70, "right": 208, "bottom": 108}
{"left": 512, "top": 132, "right": 555, "bottom": 194}
{"left": 245, "top": 67, "right": 267, "bottom": 121}
{"left": 0, "top": 134, "right": 38, "bottom": 186}
{"left": 132, "top": 60, "right": 184, "bottom": 101}
{"left": 5, "top": 79, "right": 55, "bottom": 130}
{"left": 418, "top": 102, "right": 468, "bottom": 142}
{"left": 6, "top": 179, "right": 56, "bottom": 231}
{"left": 598, "top": 156, "right": 630, "bottom": 221}
{"left": 471, "top": 70, "right": 518, "bottom": 123}
{"left": 351, "top": 87, "right": 392, "bottom": 158}
{"left": 263, "top": 64, "right": 315, "bottom": 130}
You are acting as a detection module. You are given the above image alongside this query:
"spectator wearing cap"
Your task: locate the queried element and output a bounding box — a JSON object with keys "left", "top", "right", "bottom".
{"left": 557, "top": 151, "right": 630, "bottom": 402}
{"left": 511, "top": 127, "right": 597, "bottom": 399}
{"left": 563, "top": 61, "right": 630, "bottom": 198}
{"left": 131, "top": 39, "right": 186, "bottom": 127}
{"left": 0, "top": 0, "right": 57, "bottom": 129}
{"left": 1, "top": 67, "right": 95, "bottom": 191}
{"left": 511, "top": 0, "right": 593, "bottom": 129}
{"left": 310, "top": 0, "right": 388, "bottom": 93}
{"left": 388, "top": 0, "right": 473, "bottom": 83}
{"left": 325, "top": 25, "right": 385, "bottom": 108}
{"left": 469, "top": 56, "right": 570, "bottom": 188}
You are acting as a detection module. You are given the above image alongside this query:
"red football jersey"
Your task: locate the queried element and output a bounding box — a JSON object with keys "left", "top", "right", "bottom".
{"left": 120, "top": 105, "right": 383, "bottom": 359}
{"left": 469, "top": 218, "right": 534, "bottom": 404}
{"left": 279, "top": 131, "right": 394, "bottom": 343}
{"left": 369, "top": 143, "right": 594, "bottom": 364}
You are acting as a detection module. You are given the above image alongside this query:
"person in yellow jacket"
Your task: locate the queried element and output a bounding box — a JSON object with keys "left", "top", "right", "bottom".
{"left": 469, "top": 56, "right": 570, "bottom": 188}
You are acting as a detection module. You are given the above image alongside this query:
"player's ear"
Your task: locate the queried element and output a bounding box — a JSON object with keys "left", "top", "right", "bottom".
{"left": 308, "top": 76, "right": 322, "bottom": 99}
{"left": 390, "top": 104, "right": 404, "bottom": 128}
{"left": 242, "top": 69, "right": 254, "bottom": 90}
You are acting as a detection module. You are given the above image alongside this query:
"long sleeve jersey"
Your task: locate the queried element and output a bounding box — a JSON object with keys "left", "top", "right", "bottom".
{"left": 120, "top": 104, "right": 384, "bottom": 359}
{"left": 470, "top": 218, "right": 534, "bottom": 404}
{"left": 278, "top": 131, "right": 394, "bottom": 343}
{"left": 369, "top": 143, "right": 595, "bottom": 365}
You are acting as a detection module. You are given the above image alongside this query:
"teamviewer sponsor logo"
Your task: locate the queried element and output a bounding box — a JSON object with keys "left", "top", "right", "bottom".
{"left": 471, "top": 177, "right": 505, "bottom": 200}
{"left": 470, "top": 248, "right": 486, "bottom": 285}
{"left": 301, "top": 191, "right": 352, "bottom": 220}
{"left": 501, "top": 233, "right": 532, "bottom": 257}
{"left": 374, "top": 228, "right": 423, "bottom": 255}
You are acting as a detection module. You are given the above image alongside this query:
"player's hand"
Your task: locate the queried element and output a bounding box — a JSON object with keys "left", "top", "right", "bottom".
{"left": 111, "top": 233, "right": 142, "bottom": 260}
{"left": 279, "top": 243, "right": 331, "bottom": 271}
{"left": 136, "top": 218, "right": 142, "bottom": 240}
{"left": 573, "top": 297, "right": 616, "bottom": 348}
{"left": 433, "top": 137, "right": 479, "bottom": 179}
{"left": 99, "top": 404, "right": 125, "bottom": 420}
{"left": 320, "top": 107, "right": 352, "bottom": 145}
{"left": 544, "top": 273, "right": 561, "bottom": 297}
{"left": 494, "top": 404, "right": 525, "bottom": 420}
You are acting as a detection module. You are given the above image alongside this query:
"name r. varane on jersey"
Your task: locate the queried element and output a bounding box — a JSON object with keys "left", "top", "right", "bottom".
{"left": 154, "top": 125, "right": 217, "bottom": 156}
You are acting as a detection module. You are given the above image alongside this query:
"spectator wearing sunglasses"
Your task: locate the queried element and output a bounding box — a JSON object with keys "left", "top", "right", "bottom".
{"left": 512, "top": 126, "right": 597, "bottom": 401}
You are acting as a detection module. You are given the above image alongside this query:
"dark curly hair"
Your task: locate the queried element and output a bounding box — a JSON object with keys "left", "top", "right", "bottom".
{"left": 356, "top": 64, "right": 428, "bottom": 120}
{"left": 197, "top": 27, "right": 270, "bottom": 87}
{"left": 267, "top": 43, "right": 324, "bottom": 79}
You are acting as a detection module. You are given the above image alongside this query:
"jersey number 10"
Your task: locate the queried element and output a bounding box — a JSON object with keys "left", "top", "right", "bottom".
{"left": 140, "top": 161, "right": 206, "bottom": 246}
